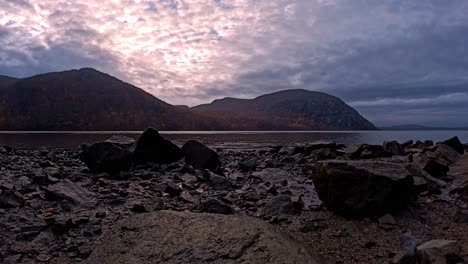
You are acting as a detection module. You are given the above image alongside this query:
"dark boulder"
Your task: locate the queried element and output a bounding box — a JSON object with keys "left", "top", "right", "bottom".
{"left": 312, "top": 160, "right": 415, "bottom": 217}
{"left": 441, "top": 136, "right": 464, "bottom": 154}
{"left": 81, "top": 142, "right": 132, "bottom": 173}
{"left": 384, "top": 141, "right": 405, "bottom": 156}
{"left": 105, "top": 135, "right": 136, "bottom": 148}
{"left": 413, "top": 154, "right": 450, "bottom": 179}
{"left": 181, "top": 140, "right": 221, "bottom": 170}
{"left": 433, "top": 144, "right": 462, "bottom": 165}
{"left": 85, "top": 211, "right": 325, "bottom": 264}
{"left": 131, "top": 128, "right": 183, "bottom": 164}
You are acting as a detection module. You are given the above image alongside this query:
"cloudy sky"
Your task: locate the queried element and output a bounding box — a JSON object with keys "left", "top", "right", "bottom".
{"left": 1, "top": 0, "right": 468, "bottom": 126}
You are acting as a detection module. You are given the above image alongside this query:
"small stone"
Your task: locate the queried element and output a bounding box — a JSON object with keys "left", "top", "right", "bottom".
{"left": 364, "top": 241, "right": 377, "bottom": 249}
{"left": 164, "top": 182, "right": 182, "bottom": 196}
{"left": 131, "top": 203, "right": 147, "bottom": 213}
{"left": 239, "top": 157, "right": 259, "bottom": 172}
{"left": 95, "top": 211, "right": 107, "bottom": 218}
{"left": 36, "top": 254, "right": 53, "bottom": 262}
{"left": 416, "top": 239, "right": 461, "bottom": 264}
{"left": 201, "top": 199, "right": 234, "bottom": 215}
{"left": 453, "top": 210, "right": 468, "bottom": 223}
{"left": 378, "top": 214, "right": 397, "bottom": 230}
{"left": 208, "top": 174, "right": 232, "bottom": 190}
{"left": 391, "top": 251, "right": 416, "bottom": 264}
{"left": 0, "top": 190, "right": 23, "bottom": 208}
{"left": 261, "top": 195, "right": 296, "bottom": 216}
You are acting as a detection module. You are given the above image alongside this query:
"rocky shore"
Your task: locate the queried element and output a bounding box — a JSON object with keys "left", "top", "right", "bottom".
{"left": 0, "top": 128, "right": 467, "bottom": 263}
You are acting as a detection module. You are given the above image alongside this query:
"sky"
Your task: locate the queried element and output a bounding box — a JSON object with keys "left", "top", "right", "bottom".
{"left": 1, "top": 0, "right": 468, "bottom": 127}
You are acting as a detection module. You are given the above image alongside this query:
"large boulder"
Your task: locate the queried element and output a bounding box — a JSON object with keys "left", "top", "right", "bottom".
{"left": 413, "top": 154, "right": 450, "bottom": 178}
{"left": 433, "top": 144, "right": 462, "bottom": 165}
{"left": 85, "top": 211, "right": 325, "bottom": 264}
{"left": 182, "top": 140, "right": 221, "bottom": 170}
{"left": 105, "top": 135, "right": 136, "bottom": 148}
{"left": 441, "top": 136, "right": 464, "bottom": 154}
{"left": 312, "top": 160, "right": 416, "bottom": 217}
{"left": 384, "top": 141, "right": 405, "bottom": 156}
{"left": 415, "top": 240, "right": 462, "bottom": 264}
{"left": 131, "top": 128, "right": 183, "bottom": 164}
{"left": 413, "top": 144, "right": 461, "bottom": 178}
{"left": 81, "top": 142, "right": 133, "bottom": 173}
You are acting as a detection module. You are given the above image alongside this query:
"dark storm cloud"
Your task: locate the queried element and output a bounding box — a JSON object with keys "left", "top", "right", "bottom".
{"left": 1, "top": 0, "right": 468, "bottom": 126}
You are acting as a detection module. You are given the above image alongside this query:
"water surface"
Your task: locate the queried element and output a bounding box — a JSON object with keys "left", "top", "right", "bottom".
{"left": 0, "top": 131, "right": 467, "bottom": 149}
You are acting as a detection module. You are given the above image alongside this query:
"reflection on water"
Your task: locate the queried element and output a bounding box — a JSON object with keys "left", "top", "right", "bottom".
{"left": 0, "top": 131, "right": 467, "bottom": 149}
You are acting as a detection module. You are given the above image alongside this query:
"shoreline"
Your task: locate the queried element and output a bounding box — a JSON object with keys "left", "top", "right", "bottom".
{"left": 0, "top": 132, "right": 467, "bottom": 263}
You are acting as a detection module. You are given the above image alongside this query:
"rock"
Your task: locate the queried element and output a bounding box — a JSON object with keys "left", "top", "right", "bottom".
{"left": 312, "top": 160, "right": 415, "bottom": 217}
{"left": 80, "top": 142, "right": 132, "bottom": 173}
{"left": 392, "top": 251, "right": 416, "bottom": 264}
{"left": 131, "top": 202, "right": 147, "bottom": 213}
{"left": 0, "top": 190, "right": 23, "bottom": 208}
{"left": 251, "top": 168, "right": 290, "bottom": 185}
{"left": 311, "top": 148, "right": 337, "bottom": 160}
{"left": 400, "top": 232, "right": 418, "bottom": 254}
{"left": 441, "top": 136, "right": 464, "bottom": 154}
{"left": 239, "top": 157, "right": 259, "bottom": 172}
{"left": 406, "top": 164, "right": 446, "bottom": 194}
{"left": 278, "top": 147, "right": 294, "bottom": 155}
{"left": 131, "top": 128, "right": 183, "bottom": 164}
{"left": 304, "top": 141, "right": 337, "bottom": 155}
{"left": 105, "top": 135, "right": 136, "bottom": 148}
{"left": 432, "top": 144, "right": 462, "bottom": 166}
{"left": 453, "top": 210, "right": 468, "bottom": 223}
{"left": 200, "top": 199, "right": 234, "bottom": 215}
{"left": 413, "top": 154, "right": 450, "bottom": 178}
{"left": 208, "top": 174, "right": 233, "bottom": 190}
{"left": 378, "top": 214, "right": 397, "bottom": 229}
{"left": 348, "top": 144, "right": 392, "bottom": 159}
{"left": 261, "top": 195, "right": 296, "bottom": 216}
{"left": 415, "top": 240, "right": 461, "bottom": 264}
{"left": 85, "top": 210, "right": 325, "bottom": 264}
{"left": 384, "top": 141, "right": 405, "bottom": 156}
{"left": 182, "top": 140, "right": 221, "bottom": 170}
{"left": 402, "top": 140, "right": 414, "bottom": 149}
{"left": 45, "top": 180, "right": 96, "bottom": 206}
{"left": 164, "top": 182, "right": 182, "bottom": 196}
{"left": 415, "top": 140, "right": 434, "bottom": 150}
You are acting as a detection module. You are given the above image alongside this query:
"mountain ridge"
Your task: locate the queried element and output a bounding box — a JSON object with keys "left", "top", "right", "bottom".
{"left": 0, "top": 68, "right": 376, "bottom": 131}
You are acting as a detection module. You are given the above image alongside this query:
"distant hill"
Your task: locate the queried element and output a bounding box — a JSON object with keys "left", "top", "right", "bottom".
{"left": 0, "top": 68, "right": 376, "bottom": 131}
{"left": 193, "top": 89, "right": 376, "bottom": 130}
{"left": 0, "top": 68, "right": 218, "bottom": 130}
{"left": 0, "top": 76, "right": 17, "bottom": 89}
{"left": 381, "top": 124, "right": 468, "bottom": 130}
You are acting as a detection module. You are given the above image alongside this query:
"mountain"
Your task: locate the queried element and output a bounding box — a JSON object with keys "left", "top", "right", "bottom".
{"left": 0, "top": 76, "right": 18, "bottom": 89}
{"left": 381, "top": 124, "right": 468, "bottom": 130}
{"left": 0, "top": 68, "right": 218, "bottom": 130}
{"left": 0, "top": 68, "right": 376, "bottom": 131}
{"left": 193, "top": 89, "right": 376, "bottom": 130}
